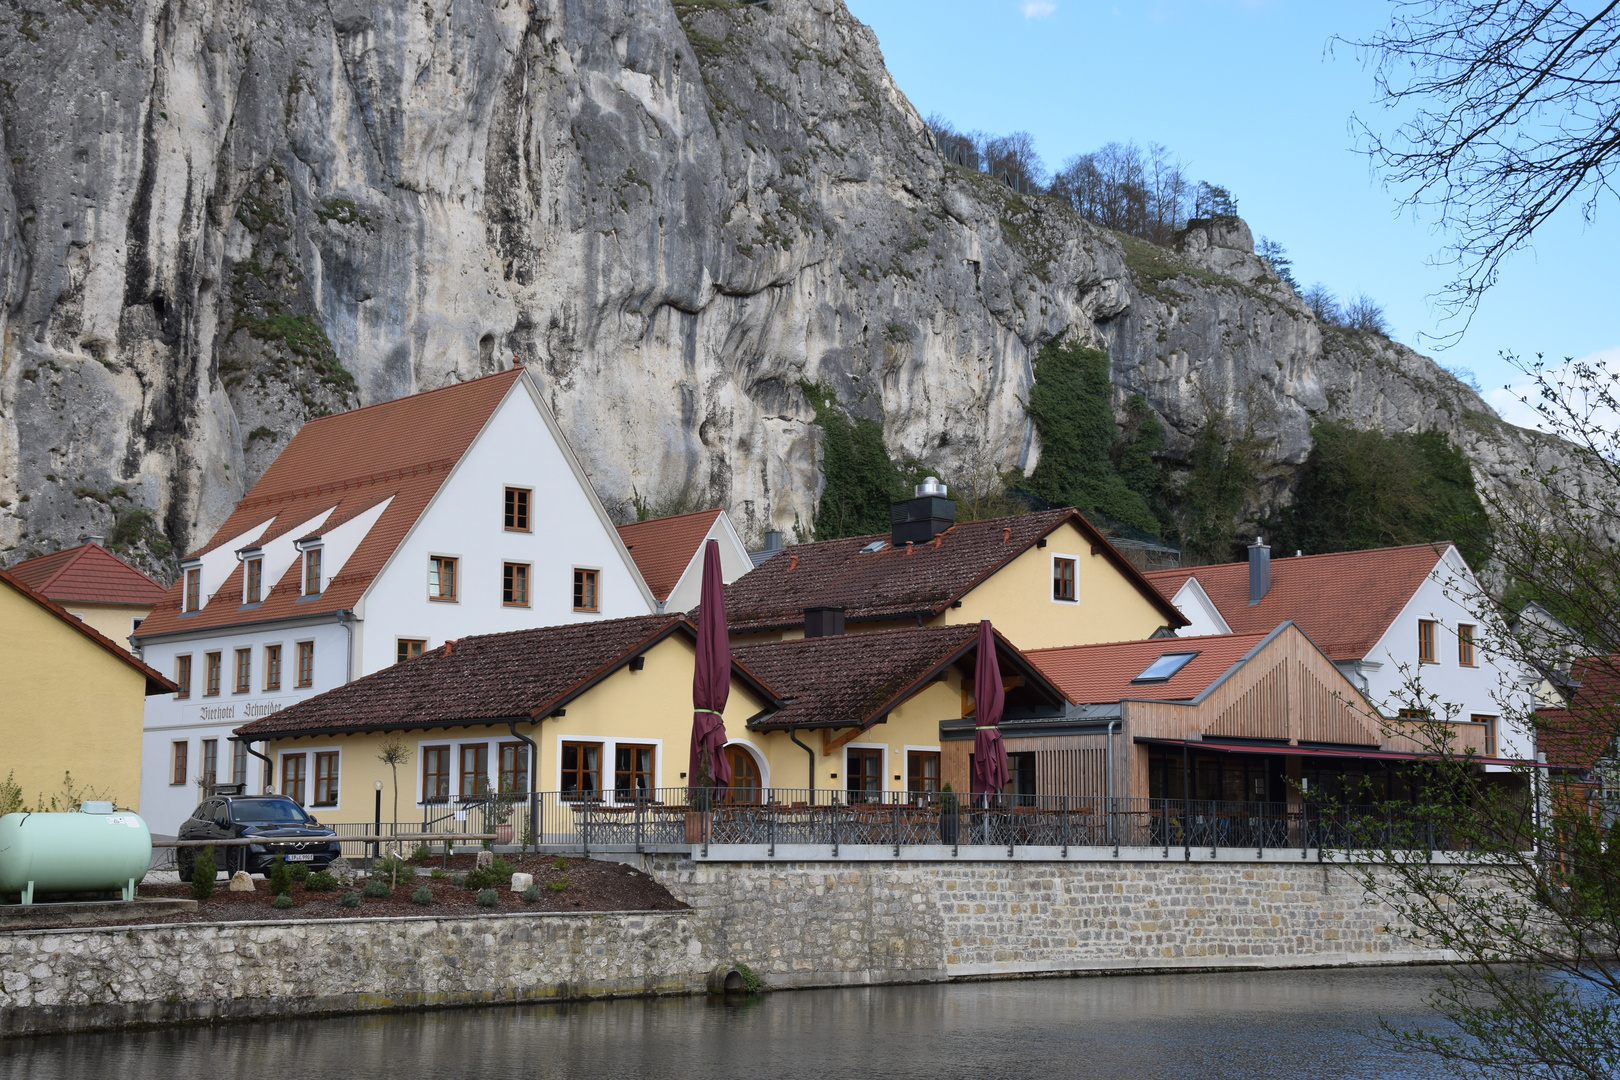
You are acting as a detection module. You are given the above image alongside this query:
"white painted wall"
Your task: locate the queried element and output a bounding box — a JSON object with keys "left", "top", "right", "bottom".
{"left": 661, "top": 511, "right": 755, "bottom": 613}
{"left": 1354, "top": 547, "right": 1537, "bottom": 766}
{"left": 354, "top": 376, "right": 654, "bottom": 674}
{"left": 1169, "top": 578, "right": 1233, "bottom": 638}
{"left": 137, "top": 618, "right": 350, "bottom": 834}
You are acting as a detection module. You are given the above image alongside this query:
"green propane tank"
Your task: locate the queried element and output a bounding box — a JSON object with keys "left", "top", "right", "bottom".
{"left": 0, "top": 802, "right": 152, "bottom": 905}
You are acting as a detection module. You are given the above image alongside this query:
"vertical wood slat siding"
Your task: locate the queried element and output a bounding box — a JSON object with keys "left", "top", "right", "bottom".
{"left": 1006, "top": 734, "right": 1111, "bottom": 800}
{"left": 1206, "top": 659, "right": 1289, "bottom": 740}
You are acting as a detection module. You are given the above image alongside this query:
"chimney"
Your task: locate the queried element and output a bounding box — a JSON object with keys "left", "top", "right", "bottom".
{"left": 804, "top": 606, "right": 846, "bottom": 638}
{"left": 1248, "top": 537, "right": 1271, "bottom": 605}
{"left": 763, "top": 529, "right": 783, "bottom": 553}
{"left": 890, "top": 477, "right": 955, "bottom": 546}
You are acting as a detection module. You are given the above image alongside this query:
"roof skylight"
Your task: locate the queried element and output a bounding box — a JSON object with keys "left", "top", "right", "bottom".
{"left": 859, "top": 540, "right": 888, "bottom": 554}
{"left": 1131, "top": 651, "right": 1199, "bottom": 684}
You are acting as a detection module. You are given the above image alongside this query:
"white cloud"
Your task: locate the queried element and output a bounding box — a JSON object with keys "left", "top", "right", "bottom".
{"left": 1483, "top": 346, "right": 1620, "bottom": 437}
{"left": 1022, "top": 1, "right": 1057, "bottom": 17}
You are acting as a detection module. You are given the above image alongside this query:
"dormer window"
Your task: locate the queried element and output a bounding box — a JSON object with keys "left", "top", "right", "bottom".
{"left": 297, "top": 540, "right": 324, "bottom": 597}
{"left": 183, "top": 565, "right": 202, "bottom": 612}
{"left": 243, "top": 555, "right": 263, "bottom": 604}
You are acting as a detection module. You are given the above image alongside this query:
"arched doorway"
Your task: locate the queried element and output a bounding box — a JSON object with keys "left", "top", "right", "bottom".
{"left": 726, "top": 745, "right": 763, "bottom": 805}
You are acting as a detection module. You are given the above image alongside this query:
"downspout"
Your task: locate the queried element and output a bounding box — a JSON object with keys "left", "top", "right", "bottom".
{"left": 506, "top": 720, "right": 539, "bottom": 856}
{"left": 241, "top": 737, "right": 273, "bottom": 794}
{"left": 336, "top": 609, "right": 358, "bottom": 683}
{"left": 790, "top": 728, "right": 815, "bottom": 792}
{"left": 1106, "top": 718, "right": 1120, "bottom": 851}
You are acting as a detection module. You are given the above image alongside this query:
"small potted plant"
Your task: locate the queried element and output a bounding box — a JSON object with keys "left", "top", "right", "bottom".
{"left": 685, "top": 751, "right": 714, "bottom": 844}
{"left": 491, "top": 797, "right": 515, "bottom": 847}
{"left": 938, "top": 782, "right": 960, "bottom": 844}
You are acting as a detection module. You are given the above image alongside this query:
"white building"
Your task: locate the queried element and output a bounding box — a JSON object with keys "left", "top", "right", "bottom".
{"left": 134, "top": 367, "right": 657, "bottom": 834}
{"left": 1145, "top": 541, "right": 1539, "bottom": 765}
{"left": 615, "top": 508, "right": 754, "bottom": 613}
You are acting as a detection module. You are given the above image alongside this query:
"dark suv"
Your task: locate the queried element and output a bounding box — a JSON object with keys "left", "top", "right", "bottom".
{"left": 177, "top": 794, "right": 343, "bottom": 879}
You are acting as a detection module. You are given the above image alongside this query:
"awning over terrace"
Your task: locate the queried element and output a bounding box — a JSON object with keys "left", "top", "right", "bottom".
{"left": 1136, "top": 737, "right": 1539, "bottom": 769}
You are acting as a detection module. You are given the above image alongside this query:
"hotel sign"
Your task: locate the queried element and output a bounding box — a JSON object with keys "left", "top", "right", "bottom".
{"left": 183, "top": 698, "right": 295, "bottom": 726}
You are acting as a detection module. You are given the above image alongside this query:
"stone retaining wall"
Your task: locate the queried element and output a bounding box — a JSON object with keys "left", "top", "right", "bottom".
{"left": 1, "top": 858, "right": 1442, "bottom": 1036}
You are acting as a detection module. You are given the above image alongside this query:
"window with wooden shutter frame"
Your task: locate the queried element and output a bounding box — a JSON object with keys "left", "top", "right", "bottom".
{"left": 264, "top": 644, "right": 282, "bottom": 690}
{"left": 234, "top": 648, "right": 252, "bottom": 693}
{"left": 244, "top": 557, "right": 262, "bottom": 604}
{"left": 422, "top": 746, "right": 452, "bottom": 802}
{"left": 205, "top": 652, "right": 222, "bottom": 696}
{"left": 503, "top": 562, "right": 530, "bottom": 607}
{"left": 175, "top": 655, "right": 192, "bottom": 699}
{"left": 313, "top": 752, "right": 340, "bottom": 806}
{"left": 1053, "top": 557, "right": 1077, "bottom": 602}
{"left": 429, "top": 556, "right": 458, "bottom": 601}
{"left": 573, "top": 568, "right": 599, "bottom": 612}
{"left": 1418, "top": 619, "right": 1437, "bottom": 663}
{"left": 296, "top": 641, "right": 314, "bottom": 687}
{"left": 504, "top": 487, "right": 531, "bottom": 531}
{"left": 1458, "top": 624, "right": 1476, "bottom": 666}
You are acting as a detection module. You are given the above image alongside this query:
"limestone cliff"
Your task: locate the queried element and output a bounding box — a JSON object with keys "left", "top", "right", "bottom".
{"left": 0, "top": 0, "right": 1563, "bottom": 578}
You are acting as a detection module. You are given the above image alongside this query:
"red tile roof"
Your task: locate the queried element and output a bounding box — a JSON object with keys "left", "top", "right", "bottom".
{"left": 1538, "top": 657, "right": 1620, "bottom": 772}
{"left": 617, "top": 510, "right": 722, "bottom": 604}
{"left": 6, "top": 542, "right": 167, "bottom": 606}
{"left": 1026, "top": 631, "right": 1271, "bottom": 704}
{"left": 138, "top": 369, "right": 525, "bottom": 638}
{"left": 0, "top": 571, "right": 176, "bottom": 694}
{"left": 733, "top": 623, "right": 1069, "bottom": 730}
{"left": 721, "top": 509, "right": 1185, "bottom": 633}
{"left": 235, "top": 614, "right": 779, "bottom": 738}
{"left": 1144, "top": 543, "right": 1453, "bottom": 661}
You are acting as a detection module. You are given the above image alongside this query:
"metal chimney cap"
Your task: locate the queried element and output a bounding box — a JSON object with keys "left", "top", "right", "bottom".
{"left": 915, "top": 476, "right": 948, "bottom": 497}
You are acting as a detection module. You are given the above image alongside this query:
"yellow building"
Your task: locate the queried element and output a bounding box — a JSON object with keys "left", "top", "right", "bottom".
{"left": 232, "top": 614, "right": 779, "bottom": 826}
{"left": 4, "top": 541, "right": 167, "bottom": 652}
{"left": 0, "top": 571, "right": 176, "bottom": 810}
{"left": 230, "top": 612, "right": 1071, "bottom": 822}
{"left": 725, "top": 506, "right": 1187, "bottom": 651}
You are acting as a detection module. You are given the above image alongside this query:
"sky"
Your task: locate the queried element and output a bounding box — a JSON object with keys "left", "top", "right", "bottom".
{"left": 844, "top": 0, "right": 1616, "bottom": 421}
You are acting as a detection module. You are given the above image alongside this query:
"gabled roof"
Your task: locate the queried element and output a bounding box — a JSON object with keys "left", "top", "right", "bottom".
{"left": 0, "top": 571, "right": 176, "bottom": 695}
{"left": 138, "top": 369, "right": 526, "bottom": 637}
{"left": 733, "top": 623, "right": 1069, "bottom": 731}
{"left": 1145, "top": 543, "right": 1454, "bottom": 661}
{"left": 6, "top": 542, "right": 167, "bottom": 606}
{"left": 234, "top": 614, "right": 779, "bottom": 739}
{"left": 1538, "top": 657, "right": 1620, "bottom": 772}
{"left": 722, "top": 508, "right": 1186, "bottom": 633}
{"left": 1026, "top": 631, "right": 1271, "bottom": 705}
{"left": 617, "top": 509, "right": 723, "bottom": 604}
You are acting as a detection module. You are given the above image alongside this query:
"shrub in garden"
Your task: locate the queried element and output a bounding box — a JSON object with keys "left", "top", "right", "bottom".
{"left": 430, "top": 868, "right": 448, "bottom": 879}
{"left": 547, "top": 878, "right": 569, "bottom": 892}
{"left": 338, "top": 891, "right": 360, "bottom": 908}
{"left": 190, "top": 846, "right": 217, "bottom": 901}
{"left": 289, "top": 863, "right": 310, "bottom": 884}
{"left": 552, "top": 856, "right": 568, "bottom": 871}
{"left": 522, "top": 883, "right": 539, "bottom": 903}
{"left": 464, "top": 860, "right": 512, "bottom": 891}
{"left": 305, "top": 870, "right": 340, "bottom": 892}
{"left": 476, "top": 888, "right": 498, "bottom": 907}
{"left": 269, "top": 855, "right": 292, "bottom": 896}
{"left": 271, "top": 894, "right": 293, "bottom": 910}
{"left": 450, "top": 872, "right": 467, "bottom": 888}
{"left": 411, "top": 886, "right": 433, "bottom": 906}
{"left": 411, "top": 844, "right": 432, "bottom": 862}
{"left": 362, "top": 878, "right": 392, "bottom": 898}
{"left": 371, "top": 854, "right": 415, "bottom": 889}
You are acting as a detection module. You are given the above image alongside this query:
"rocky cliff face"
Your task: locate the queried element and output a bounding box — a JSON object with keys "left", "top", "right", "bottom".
{"left": 0, "top": 0, "right": 1563, "bottom": 578}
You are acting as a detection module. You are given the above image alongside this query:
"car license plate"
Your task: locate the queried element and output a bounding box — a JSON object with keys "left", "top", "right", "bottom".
{"left": 285, "top": 853, "right": 316, "bottom": 862}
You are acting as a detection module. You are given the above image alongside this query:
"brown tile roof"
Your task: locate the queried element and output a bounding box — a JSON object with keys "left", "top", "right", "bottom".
{"left": 1144, "top": 543, "right": 1453, "bottom": 661}
{"left": 617, "top": 509, "right": 722, "bottom": 604}
{"left": 734, "top": 623, "right": 1069, "bottom": 731}
{"left": 1538, "top": 657, "right": 1620, "bottom": 772}
{"left": 721, "top": 509, "right": 1186, "bottom": 633}
{"left": 138, "top": 369, "right": 525, "bottom": 638}
{"left": 6, "top": 542, "right": 167, "bottom": 606}
{"left": 1025, "top": 631, "right": 1272, "bottom": 705}
{"left": 233, "top": 615, "right": 781, "bottom": 739}
{"left": 0, "top": 571, "right": 176, "bottom": 694}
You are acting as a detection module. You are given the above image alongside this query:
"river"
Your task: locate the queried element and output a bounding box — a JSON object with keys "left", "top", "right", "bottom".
{"left": 1, "top": 966, "right": 1452, "bottom": 1079}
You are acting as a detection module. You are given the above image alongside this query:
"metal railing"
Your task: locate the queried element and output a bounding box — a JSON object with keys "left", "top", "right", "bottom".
{"left": 280, "top": 790, "right": 1476, "bottom": 861}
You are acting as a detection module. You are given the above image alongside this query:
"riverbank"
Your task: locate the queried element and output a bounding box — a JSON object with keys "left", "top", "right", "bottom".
{"left": 0, "top": 855, "right": 1448, "bottom": 1036}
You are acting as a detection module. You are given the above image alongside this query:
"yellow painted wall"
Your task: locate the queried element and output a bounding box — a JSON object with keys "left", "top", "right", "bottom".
{"left": 56, "top": 602, "right": 150, "bottom": 653}
{"left": 946, "top": 521, "right": 1171, "bottom": 649}
{"left": 747, "top": 668, "right": 965, "bottom": 794}
{"left": 0, "top": 585, "right": 150, "bottom": 808}
{"left": 261, "top": 633, "right": 775, "bottom": 825}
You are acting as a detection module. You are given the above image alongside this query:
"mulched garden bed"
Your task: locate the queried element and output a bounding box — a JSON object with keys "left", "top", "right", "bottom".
{"left": 9, "top": 857, "right": 685, "bottom": 930}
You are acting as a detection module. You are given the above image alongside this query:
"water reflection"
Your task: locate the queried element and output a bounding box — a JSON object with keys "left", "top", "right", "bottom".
{"left": 1, "top": 966, "right": 1450, "bottom": 1079}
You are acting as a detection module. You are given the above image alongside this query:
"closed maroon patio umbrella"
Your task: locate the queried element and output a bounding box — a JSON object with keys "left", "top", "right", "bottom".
{"left": 690, "top": 539, "right": 733, "bottom": 795}
{"left": 969, "top": 619, "right": 1008, "bottom": 799}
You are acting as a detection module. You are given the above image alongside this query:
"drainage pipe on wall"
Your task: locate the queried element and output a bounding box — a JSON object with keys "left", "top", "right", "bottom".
{"left": 1106, "top": 719, "right": 1119, "bottom": 850}
{"left": 789, "top": 729, "right": 815, "bottom": 791}
{"left": 506, "top": 720, "right": 539, "bottom": 855}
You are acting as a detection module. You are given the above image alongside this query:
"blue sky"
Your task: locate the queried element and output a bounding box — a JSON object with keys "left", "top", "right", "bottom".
{"left": 845, "top": 0, "right": 1616, "bottom": 418}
